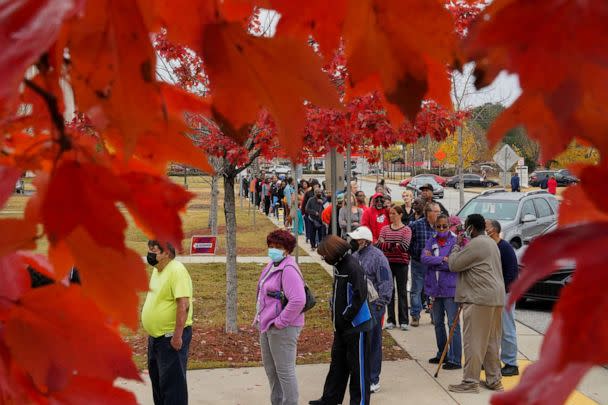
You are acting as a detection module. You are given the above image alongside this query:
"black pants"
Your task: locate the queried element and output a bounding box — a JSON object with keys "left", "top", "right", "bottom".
{"left": 311, "top": 224, "right": 326, "bottom": 248}
{"left": 148, "top": 327, "right": 192, "bottom": 405}
{"left": 319, "top": 331, "right": 370, "bottom": 405}
{"left": 387, "top": 262, "right": 409, "bottom": 326}
{"left": 264, "top": 196, "right": 271, "bottom": 216}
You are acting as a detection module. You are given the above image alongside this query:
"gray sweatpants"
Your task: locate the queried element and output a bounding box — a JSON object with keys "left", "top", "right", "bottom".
{"left": 260, "top": 326, "right": 302, "bottom": 405}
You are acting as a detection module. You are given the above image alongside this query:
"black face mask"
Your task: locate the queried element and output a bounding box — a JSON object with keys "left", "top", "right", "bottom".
{"left": 147, "top": 252, "right": 159, "bottom": 266}
{"left": 349, "top": 239, "right": 360, "bottom": 252}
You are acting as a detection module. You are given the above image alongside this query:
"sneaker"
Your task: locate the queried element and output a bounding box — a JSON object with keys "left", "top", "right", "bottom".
{"left": 384, "top": 322, "right": 395, "bottom": 330}
{"left": 400, "top": 323, "right": 409, "bottom": 331}
{"left": 308, "top": 400, "right": 324, "bottom": 405}
{"left": 442, "top": 362, "right": 462, "bottom": 370}
{"left": 448, "top": 381, "right": 480, "bottom": 393}
{"left": 428, "top": 357, "right": 441, "bottom": 364}
{"left": 482, "top": 380, "right": 504, "bottom": 391}
{"left": 501, "top": 364, "right": 519, "bottom": 376}
{"left": 370, "top": 383, "right": 381, "bottom": 393}
{"left": 411, "top": 317, "right": 420, "bottom": 327}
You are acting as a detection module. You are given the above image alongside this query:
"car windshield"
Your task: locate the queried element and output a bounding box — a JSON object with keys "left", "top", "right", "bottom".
{"left": 458, "top": 199, "right": 519, "bottom": 221}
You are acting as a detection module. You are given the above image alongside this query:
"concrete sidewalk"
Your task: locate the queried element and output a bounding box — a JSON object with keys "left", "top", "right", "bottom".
{"left": 119, "top": 307, "right": 607, "bottom": 404}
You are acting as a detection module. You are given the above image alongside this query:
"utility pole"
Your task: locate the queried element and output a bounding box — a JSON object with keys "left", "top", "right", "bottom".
{"left": 330, "top": 147, "right": 338, "bottom": 236}
{"left": 457, "top": 126, "right": 465, "bottom": 208}
{"left": 291, "top": 161, "right": 299, "bottom": 264}
{"left": 346, "top": 145, "right": 352, "bottom": 233}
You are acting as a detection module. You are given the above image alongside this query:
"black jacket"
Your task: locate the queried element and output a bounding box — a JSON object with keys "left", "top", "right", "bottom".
{"left": 331, "top": 254, "right": 373, "bottom": 334}
{"left": 401, "top": 204, "right": 416, "bottom": 225}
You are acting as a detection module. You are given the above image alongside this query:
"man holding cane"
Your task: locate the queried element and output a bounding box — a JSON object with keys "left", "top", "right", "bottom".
{"left": 447, "top": 214, "right": 505, "bottom": 394}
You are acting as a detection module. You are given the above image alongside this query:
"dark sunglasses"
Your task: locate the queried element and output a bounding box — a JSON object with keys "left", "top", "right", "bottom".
{"left": 435, "top": 224, "right": 449, "bottom": 230}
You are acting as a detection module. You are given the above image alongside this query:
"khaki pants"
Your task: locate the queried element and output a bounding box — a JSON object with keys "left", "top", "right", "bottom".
{"left": 462, "top": 303, "right": 503, "bottom": 384}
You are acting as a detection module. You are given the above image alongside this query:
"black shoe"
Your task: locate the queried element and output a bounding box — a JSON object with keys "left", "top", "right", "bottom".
{"left": 442, "top": 362, "right": 462, "bottom": 370}
{"left": 501, "top": 365, "right": 519, "bottom": 376}
{"left": 428, "top": 357, "right": 441, "bottom": 364}
{"left": 309, "top": 400, "right": 324, "bottom": 405}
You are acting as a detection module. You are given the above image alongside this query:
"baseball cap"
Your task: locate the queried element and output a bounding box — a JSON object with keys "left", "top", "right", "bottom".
{"left": 420, "top": 183, "right": 434, "bottom": 191}
{"left": 347, "top": 226, "right": 373, "bottom": 242}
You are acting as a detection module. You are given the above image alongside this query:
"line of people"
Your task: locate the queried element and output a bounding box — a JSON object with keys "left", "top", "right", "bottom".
{"left": 141, "top": 177, "right": 520, "bottom": 405}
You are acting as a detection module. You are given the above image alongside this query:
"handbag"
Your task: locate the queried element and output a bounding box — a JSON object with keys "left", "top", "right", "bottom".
{"left": 367, "top": 277, "right": 379, "bottom": 303}
{"left": 280, "top": 265, "right": 316, "bottom": 313}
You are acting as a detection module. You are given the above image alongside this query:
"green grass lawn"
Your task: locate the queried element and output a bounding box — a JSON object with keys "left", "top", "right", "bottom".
{"left": 125, "top": 262, "right": 409, "bottom": 369}
{"left": 1, "top": 175, "right": 307, "bottom": 257}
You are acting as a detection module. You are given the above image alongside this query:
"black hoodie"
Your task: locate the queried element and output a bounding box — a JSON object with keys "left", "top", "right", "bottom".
{"left": 331, "top": 254, "right": 373, "bottom": 334}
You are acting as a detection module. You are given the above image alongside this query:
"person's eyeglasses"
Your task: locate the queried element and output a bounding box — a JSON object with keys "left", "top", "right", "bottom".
{"left": 435, "top": 224, "right": 449, "bottom": 229}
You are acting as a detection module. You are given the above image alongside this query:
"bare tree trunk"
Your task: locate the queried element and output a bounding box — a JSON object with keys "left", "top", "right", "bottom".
{"left": 223, "top": 174, "right": 238, "bottom": 333}
{"left": 209, "top": 174, "right": 219, "bottom": 235}
{"left": 458, "top": 126, "right": 465, "bottom": 209}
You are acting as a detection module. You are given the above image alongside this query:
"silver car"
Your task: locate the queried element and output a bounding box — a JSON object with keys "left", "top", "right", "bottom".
{"left": 457, "top": 189, "right": 559, "bottom": 249}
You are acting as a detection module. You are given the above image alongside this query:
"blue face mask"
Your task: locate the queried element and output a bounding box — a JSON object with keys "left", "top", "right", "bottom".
{"left": 268, "top": 248, "right": 285, "bottom": 263}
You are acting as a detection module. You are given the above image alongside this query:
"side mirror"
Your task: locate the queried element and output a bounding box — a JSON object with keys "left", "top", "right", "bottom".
{"left": 522, "top": 214, "right": 537, "bottom": 223}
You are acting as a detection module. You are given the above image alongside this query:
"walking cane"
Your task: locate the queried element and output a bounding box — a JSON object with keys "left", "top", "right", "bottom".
{"left": 434, "top": 305, "right": 462, "bottom": 378}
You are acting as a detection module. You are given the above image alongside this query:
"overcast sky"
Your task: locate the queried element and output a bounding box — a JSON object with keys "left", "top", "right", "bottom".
{"left": 258, "top": 9, "right": 522, "bottom": 109}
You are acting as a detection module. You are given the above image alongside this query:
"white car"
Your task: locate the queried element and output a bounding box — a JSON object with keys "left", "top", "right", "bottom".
{"left": 268, "top": 165, "right": 291, "bottom": 175}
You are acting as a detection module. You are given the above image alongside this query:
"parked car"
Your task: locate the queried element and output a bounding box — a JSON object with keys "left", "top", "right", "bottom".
{"left": 529, "top": 170, "right": 578, "bottom": 187}
{"left": 268, "top": 165, "right": 291, "bottom": 175}
{"left": 399, "top": 174, "right": 447, "bottom": 187}
{"left": 457, "top": 189, "right": 559, "bottom": 249}
{"left": 15, "top": 178, "right": 25, "bottom": 194}
{"left": 406, "top": 177, "right": 444, "bottom": 199}
{"left": 516, "top": 222, "right": 575, "bottom": 302}
{"left": 445, "top": 174, "right": 499, "bottom": 188}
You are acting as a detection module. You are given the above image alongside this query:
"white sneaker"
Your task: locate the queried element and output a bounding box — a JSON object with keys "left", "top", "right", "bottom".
{"left": 370, "top": 383, "right": 381, "bottom": 393}
{"left": 400, "top": 323, "right": 409, "bottom": 331}
{"left": 384, "top": 322, "right": 395, "bottom": 330}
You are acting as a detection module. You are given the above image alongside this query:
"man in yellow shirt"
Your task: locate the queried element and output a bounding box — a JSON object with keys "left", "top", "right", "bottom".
{"left": 141, "top": 240, "right": 193, "bottom": 405}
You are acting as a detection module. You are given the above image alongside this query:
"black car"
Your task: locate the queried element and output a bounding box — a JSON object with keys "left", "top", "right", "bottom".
{"left": 406, "top": 177, "right": 444, "bottom": 199}
{"left": 529, "top": 170, "right": 578, "bottom": 187}
{"left": 516, "top": 222, "right": 575, "bottom": 302}
{"left": 445, "top": 174, "right": 498, "bottom": 188}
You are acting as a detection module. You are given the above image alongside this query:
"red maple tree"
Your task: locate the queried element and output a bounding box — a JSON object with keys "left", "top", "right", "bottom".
{"left": 0, "top": 0, "right": 605, "bottom": 403}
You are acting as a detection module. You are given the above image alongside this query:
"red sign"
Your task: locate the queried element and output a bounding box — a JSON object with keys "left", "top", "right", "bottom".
{"left": 190, "top": 236, "right": 217, "bottom": 255}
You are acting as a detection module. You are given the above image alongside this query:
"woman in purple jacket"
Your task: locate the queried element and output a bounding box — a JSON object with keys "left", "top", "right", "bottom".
{"left": 255, "top": 229, "right": 306, "bottom": 405}
{"left": 421, "top": 214, "right": 462, "bottom": 370}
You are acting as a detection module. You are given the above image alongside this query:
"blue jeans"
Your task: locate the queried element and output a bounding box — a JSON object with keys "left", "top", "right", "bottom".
{"left": 432, "top": 297, "right": 461, "bottom": 366}
{"left": 410, "top": 261, "right": 427, "bottom": 318}
{"left": 370, "top": 304, "right": 385, "bottom": 385}
{"left": 501, "top": 293, "right": 518, "bottom": 366}
{"left": 148, "top": 326, "right": 192, "bottom": 405}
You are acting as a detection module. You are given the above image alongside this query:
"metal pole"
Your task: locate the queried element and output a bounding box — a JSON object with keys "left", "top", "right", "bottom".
{"left": 330, "top": 148, "right": 338, "bottom": 236}
{"left": 346, "top": 145, "right": 352, "bottom": 234}
{"left": 291, "top": 162, "right": 299, "bottom": 264}
{"left": 457, "top": 126, "right": 465, "bottom": 208}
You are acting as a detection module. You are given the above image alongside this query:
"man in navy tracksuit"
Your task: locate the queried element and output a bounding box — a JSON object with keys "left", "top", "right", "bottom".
{"left": 311, "top": 236, "right": 373, "bottom": 405}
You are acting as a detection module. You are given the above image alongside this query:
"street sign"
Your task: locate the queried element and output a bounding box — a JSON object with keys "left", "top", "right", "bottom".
{"left": 190, "top": 236, "right": 217, "bottom": 255}
{"left": 493, "top": 144, "right": 520, "bottom": 171}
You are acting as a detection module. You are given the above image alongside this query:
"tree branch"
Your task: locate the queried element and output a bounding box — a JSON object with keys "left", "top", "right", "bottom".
{"left": 24, "top": 78, "right": 71, "bottom": 152}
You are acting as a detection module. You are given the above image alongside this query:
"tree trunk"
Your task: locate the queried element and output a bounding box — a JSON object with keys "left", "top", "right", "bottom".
{"left": 209, "top": 174, "right": 219, "bottom": 235}
{"left": 223, "top": 174, "right": 239, "bottom": 333}
{"left": 457, "top": 126, "right": 465, "bottom": 209}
